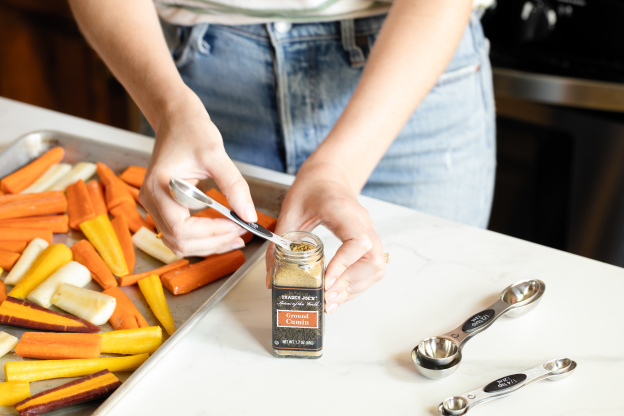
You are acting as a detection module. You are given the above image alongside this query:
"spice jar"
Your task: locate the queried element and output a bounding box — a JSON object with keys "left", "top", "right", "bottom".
{"left": 272, "top": 231, "right": 324, "bottom": 358}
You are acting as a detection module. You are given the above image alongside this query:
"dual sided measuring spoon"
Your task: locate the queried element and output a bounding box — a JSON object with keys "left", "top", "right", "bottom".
{"left": 438, "top": 358, "right": 577, "bottom": 415}
{"left": 168, "top": 177, "right": 292, "bottom": 250}
{"left": 412, "top": 279, "right": 545, "bottom": 379}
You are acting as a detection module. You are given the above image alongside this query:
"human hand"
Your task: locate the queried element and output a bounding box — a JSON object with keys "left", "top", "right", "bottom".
{"left": 266, "top": 160, "right": 385, "bottom": 314}
{"left": 139, "top": 92, "right": 257, "bottom": 257}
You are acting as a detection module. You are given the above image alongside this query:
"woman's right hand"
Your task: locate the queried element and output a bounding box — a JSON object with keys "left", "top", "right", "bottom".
{"left": 139, "top": 90, "right": 258, "bottom": 257}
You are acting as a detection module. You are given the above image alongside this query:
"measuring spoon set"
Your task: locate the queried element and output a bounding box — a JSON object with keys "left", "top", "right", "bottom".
{"left": 411, "top": 279, "right": 577, "bottom": 414}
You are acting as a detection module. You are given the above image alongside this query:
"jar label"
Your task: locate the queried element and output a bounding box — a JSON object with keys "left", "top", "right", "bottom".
{"left": 272, "top": 285, "right": 323, "bottom": 351}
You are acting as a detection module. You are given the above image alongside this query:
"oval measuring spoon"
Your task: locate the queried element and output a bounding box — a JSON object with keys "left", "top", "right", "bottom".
{"left": 168, "top": 177, "right": 293, "bottom": 250}
{"left": 438, "top": 358, "right": 577, "bottom": 415}
{"left": 412, "top": 279, "right": 545, "bottom": 377}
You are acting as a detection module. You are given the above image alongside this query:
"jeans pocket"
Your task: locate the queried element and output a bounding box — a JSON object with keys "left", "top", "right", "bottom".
{"left": 161, "top": 20, "right": 211, "bottom": 68}
{"left": 436, "top": 63, "right": 481, "bottom": 87}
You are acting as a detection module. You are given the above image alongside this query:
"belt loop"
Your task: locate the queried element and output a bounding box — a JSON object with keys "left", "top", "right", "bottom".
{"left": 340, "top": 19, "right": 365, "bottom": 68}
{"left": 189, "top": 23, "right": 211, "bottom": 55}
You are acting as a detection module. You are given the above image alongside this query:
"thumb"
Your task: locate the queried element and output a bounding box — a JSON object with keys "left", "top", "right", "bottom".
{"left": 210, "top": 156, "right": 257, "bottom": 223}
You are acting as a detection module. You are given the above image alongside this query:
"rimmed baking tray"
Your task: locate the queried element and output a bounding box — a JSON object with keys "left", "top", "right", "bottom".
{"left": 0, "top": 130, "right": 287, "bottom": 415}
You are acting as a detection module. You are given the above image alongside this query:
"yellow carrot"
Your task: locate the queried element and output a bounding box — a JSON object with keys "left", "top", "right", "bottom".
{"left": 100, "top": 326, "right": 163, "bottom": 355}
{"left": 138, "top": 275, "right": 175, "bottom": 336}
{"left": 8, "top": 244, "right": 73, "bottom": 299}
{"left": 79, "top": 214, "right": 129, "bottom": 276}
{"left": 0, "top": 381, "right": 31, "bottom": 406}
{"left": 5, "top": 353, "right": 148, "bottom": 382}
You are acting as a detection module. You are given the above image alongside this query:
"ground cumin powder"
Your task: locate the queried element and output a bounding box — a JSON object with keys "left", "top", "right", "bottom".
{"left": 272, "top": 231, "right": 324, "bottom": 358}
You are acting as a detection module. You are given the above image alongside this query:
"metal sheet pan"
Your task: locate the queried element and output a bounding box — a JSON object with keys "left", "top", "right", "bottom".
{"left": 0, "top": 131, "right": 287, "bottom": 416}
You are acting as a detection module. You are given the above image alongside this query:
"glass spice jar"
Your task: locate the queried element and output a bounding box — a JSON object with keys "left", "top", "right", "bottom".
{"left": 272, "top": 231, "right": 325, "bottom": 358}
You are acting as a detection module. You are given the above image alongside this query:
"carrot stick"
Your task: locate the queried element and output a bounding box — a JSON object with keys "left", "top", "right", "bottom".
{"left": 0, "top": 147, "right": 65, "bottom": 194}
{"left": 0, "top": 215, "right": 69, "bottom": 233}
{"left": 66, "top": 180, "right": 96, "bottom": 230}
{"left": 102, "top": 287, "right": 149, "bottom": 330}
{"left": 0, "top": 191, "right": 68, "bottom": 220}
{"left": 119, "top": 166, "right": 146, "bottom": 188}
{"left": 104, "top": 179, "right": 135, "bottom": 210}
{"left": 161, "top": 250, "right": 245, "bottom": 295}
{"left": 123, "top": 182, "right": 141, "bottom": 204}
{"left": 110, "top": 201, "right": 155, "bottom": 234}
{"left": 14, "top": 369, "right": 120, "bottom": 416}
{"left": 15, "top": 332, "right": 102, "bottom": 359}
{"left": 86, "top": 180, "right": 107, "bottom": 217}
{"left": 138, "top": 275, "right": 175, "bottom": 336}
{"left": 0, "top": 381, "right": 31, "bottom": 407}
{"left": 111, "top": 215, "right": 135, "bottom": 274}
{"left": 70, "top": 240, "right": 118, "bottom": 289}
{"left": 5, "top": 353, "right": 148, "bottom": 382}
{"left": 0, "top": 241, "right": 27, "bottom": 253}
{"left": 8, "top": 244, "right": 73, "bottom": 299}
{"left": 100, "top": 326, "right": 162, "bottom": 355}
{"left": 79, "top": 215, "right": 129, "bottom": 277}
{"left": 0, "top": 279, "right": 6, "bottom": 304}
{"left": 118, "top": 259, "right": 189, "bottom": 286}
{"left": 0, "top": 228, "right": 53, "bottom": 244}
{"left": 0, "top": 297, "right": 100, "bottom": 333}
{"left": 95, "top": 162, "right": 116, "bottom": 187}
{"left": 0, "top": 249, "right": 20, "bottom": 271}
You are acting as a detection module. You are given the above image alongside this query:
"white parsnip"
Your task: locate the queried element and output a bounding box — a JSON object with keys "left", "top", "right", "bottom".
{"left": 132, "top": 227, "right": 180, "bottom": 264}
{"left": 48, "top": 162, "right": 97, "bottom": 191}
{"left": 0, "top": 331, "right": 19, "bottom": 359}
{"left": 19, "top": 163, "right": 72, "bottom": 194}
{"left": 4, "top": 238, "right": 49, "bottom": 286}
{"left": 52, "top": 283, "right": 116, "bottom": 325}
{"left": 27, "top": 261, "right": 92, "bottom": 308}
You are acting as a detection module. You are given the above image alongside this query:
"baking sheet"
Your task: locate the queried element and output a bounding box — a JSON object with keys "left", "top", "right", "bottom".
{"left": 0, "top": 130, "right": 287, "bottom": 415}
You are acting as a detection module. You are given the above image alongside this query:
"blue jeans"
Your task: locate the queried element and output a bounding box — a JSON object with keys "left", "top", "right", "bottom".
{"left": 155, "top": 13, "right": 496, "bottom": 228}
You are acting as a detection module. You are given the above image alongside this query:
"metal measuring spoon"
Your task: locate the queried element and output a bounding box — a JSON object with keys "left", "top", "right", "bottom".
{"left": 412, "top": 279, "right": 545, "bottom": 378}
{"left": 168, "top": 177, "right": 292, "bottom": 250}
{"left": 438, "top": 358, "right": 577, "bottom": 415}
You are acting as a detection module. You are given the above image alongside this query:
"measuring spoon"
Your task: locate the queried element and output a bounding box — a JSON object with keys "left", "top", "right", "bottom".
{"left": 438, "top": 358, "right": 577, "bottom": 415}
{"left": 412, "top": 279, "right": 545, "bottom": 378}
{"left": 168, "top": 177, "right": 292, "bottom": 250}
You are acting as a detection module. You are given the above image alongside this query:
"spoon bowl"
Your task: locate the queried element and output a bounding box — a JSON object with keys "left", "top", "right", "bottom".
{"left": 169, "top": 177, "right": 214, "bottom": 210}
{"left": 416, "top": 336, "right": 459, "bottom": 366}
{"left": 544, "top": 357, "right": 577, "bottom": 380}
{"left": 500, "top": 279, "right": 545, "bottom": 318}
{"left": 411, "top": 346, "right": 462, "bottom": 379}
{"left": 440, "top": 396, "right": 469, "bottom": 416}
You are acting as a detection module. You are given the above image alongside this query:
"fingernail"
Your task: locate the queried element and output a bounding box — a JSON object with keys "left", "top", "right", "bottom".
{"left": 231, "top": 240, "right": 245, "bottom": 250}
{"left": 230, "top": 225, "right": 242, "bottom": 234}
{"left": 325, "top": 277, "right": 336, "bottom": 290}
{"left": 325, "top": 291, "right": 337, "bottom": 302}
{"left": 327, "top": 303, "right": 338, "bottom": 314}
{"left": 239, "top": 227, "right": 249, "bottom": 236}
{"left": 245, "top": 204, "right": 258, "bottom": 223}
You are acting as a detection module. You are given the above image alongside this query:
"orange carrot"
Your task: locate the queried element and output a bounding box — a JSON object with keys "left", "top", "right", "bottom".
{"left": 0, "top": 249, "right": 20, "bottom": 271}
{"left": 70, "top": 240, "right": 118, "bottom": 290}
{"left": 0, "top": 147, "right": 65, "bottom": 194}
{"left": 0, "top": 280, "right": 6, "bottom": 304}
{"left": 0, "top": 241, "right": 27, "bottom": 253}
{"left": 104, "top": 179, "right": 135, "bottom": 210}
{"left": 103, "top": 287, "right": 149, "bottom": 330}
{"left": 111, "top": 216, "right": 135, "bottom": 274}
{"left": 145, "top": 213, "right": 157, "bottom": 229}
{"left": 66, "top": 180, "right": 96, "bottom": 230}
{"left": 0, "top": 191, "right": 67, "bottom": 220}
{"left": 86, "top": 180, "right": 107, "bottom": 217}
{"left": 118, "top": 259, "right": 189, "bottom": 286}
{"left": 123, "top": 183, "right": 141, "bottom": 205}
{"left": 95, "top": 162, "right": 116, "bottom": 187}
{"left": 0, "top": 215, "right": 69, "bottom": 233}
{"left": 15, "top": 332, "right": 101, "bottom": 360}
{"left": 119, "top": 166, "right": 146, "bottom": 188}
{"left": 0, "top": 228, "right": 52, "bottom": 244}
{"left": 162, "top": 250, "right": 245, "bottom": 295}
{"left": 109, "top": 201, "right": 155, "bottom": 234}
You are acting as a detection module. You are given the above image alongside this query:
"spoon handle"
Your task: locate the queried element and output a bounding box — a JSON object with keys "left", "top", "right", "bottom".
{"left": 441, "top": 299, "right": 511, "bottom": 347}
{"left": 438, "top": 358, "right": 576, "bottom": 415}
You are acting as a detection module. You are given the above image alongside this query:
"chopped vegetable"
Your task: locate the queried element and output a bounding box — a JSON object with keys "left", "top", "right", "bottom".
{"left": 0, "top": 147, "right": 65, "bottom": 194}
{"left": 111, "top": 215, "right": 135, "bottom": 274}
{"left": 27, "top": 261, "right": 92, "bottom": 308}
{"left": 0, "top": 331, "right": 19, "bottom": 358}
{"left": 0, "top": 297, "right": 100, "bottom": 332}
{"left": 102, "top": 287, "right": 149, "bottom": 330}
{"left": 70, "top": 239, "right": 118, "bottom": 289}
{"left": 4, "top": 238, "right": 49, "bottom": 285}
{"left": 0, "top": 228, "right": 52, "bottom": 244}
{"left": 119, "top": 165, "right": 146, "bottom": 188}
{"left": 110, "top": 201, "right": 154, "bottom": 233}
{"left": 123, "top": 182, "right": 141, "bottom": 204}
{"left": 0, "top": 191, "right": 68, "bottom": 220}
{"left": 66, "top": 179, "right": 96, "bottom": 230}
{"left": 14, "top": 369, "right": 120, "bottom": 416}
{"left": 119, "top": 258, "right": 189, "bottom": 286}
{"left": 162, "top": 250, "right": 245, "bottom": 295}
{"left": 48, "top": 162, "right": 97, "bottom": 191}
{"left": 0, "top": 277, "right": 5, "bottom": 304}
{"left": 0, "top": 214, "right": 70, "bottom": 233}
{"left": 138, "top": 274, "right": 175, "bottom": 336}
{"left": 94, "top": 162, "right": 117, "bottom": 187}
{"left": 19, "top": 163, "right": 71, "bottom": 194}
{"left": 15, "top": 332, "right": 101, "bottom": 360}
{"left": 131, "top": 227, "right": 180, "bottom": 264}
{"left": 0, "top": 248, "right": 20, "bottom": 271}
{"left": 86, "top": 180, "right": 107, "bottom": 217}
{"left": 5, "top": 353, "right": 148, "bottom": 382}
{"left": 79, "top": 214, "right": 129, "bottom": 277}
{"left": 52, "top": 284, "right": 117, "bottom": 326}
{"left": 8, "top": 243, "right": 73, "bottom": 299}
{"left": 0, "top": 241, "right": 28, "bottom": 253}
{"left": 104, "top": 179, "right": 135, "bottom": 210}
{"left": 0, "top": 381, "right": 31, "bottom": 406}
{"left": 100, "top": 326, "right": 162, "bottom": 355}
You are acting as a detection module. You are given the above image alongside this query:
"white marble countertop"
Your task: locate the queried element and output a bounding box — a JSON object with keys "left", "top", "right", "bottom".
{"left": 1, "top": 97, "right": 623, "bottom": 416}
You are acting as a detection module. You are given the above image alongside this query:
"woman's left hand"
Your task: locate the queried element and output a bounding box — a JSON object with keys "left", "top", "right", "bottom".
{"left": 266, "top": 160, "right": 385, "bottom": 314}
